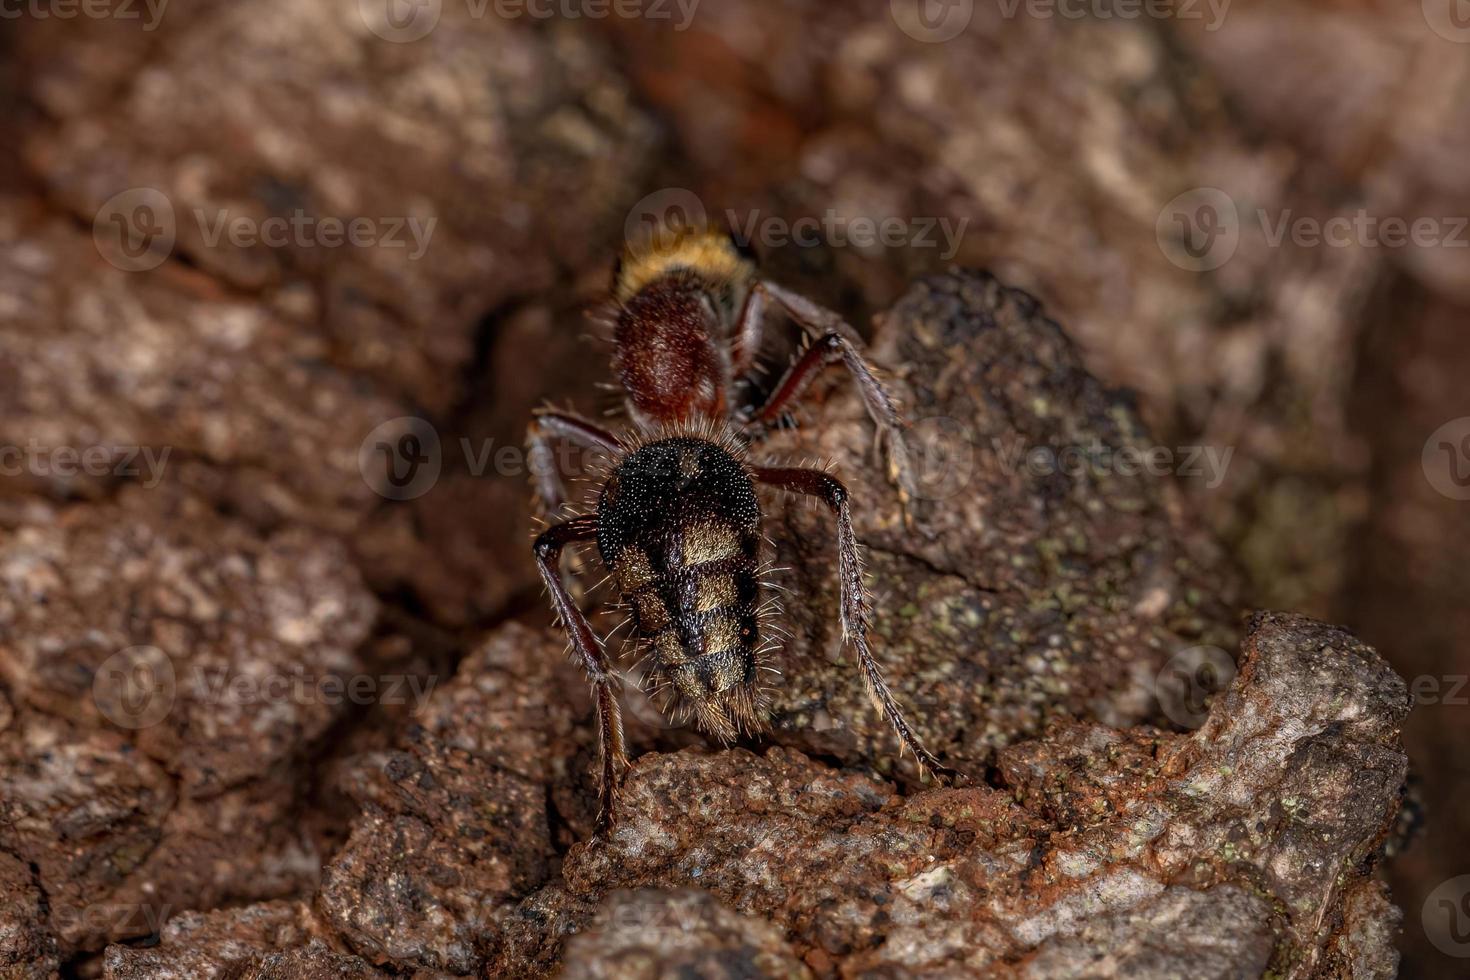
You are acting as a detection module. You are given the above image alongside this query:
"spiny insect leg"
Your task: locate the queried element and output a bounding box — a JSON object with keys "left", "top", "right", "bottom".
{"left": 731, "top": 276, "right": 771, "bottom": 377}
{"left": 742, "top": 282, "right": 918, "bottom": 525}
{"left": 526, "top": 407, "right": 620, "bottom": 516}
{"left": 533, "top": 515, "right": 627, "bottom": 830}
{"left": 753, "top": 466, "right": 958, "bottom": 783}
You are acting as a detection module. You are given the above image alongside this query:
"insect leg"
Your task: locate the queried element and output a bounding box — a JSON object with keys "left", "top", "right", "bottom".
{"left": 730, "top": 277, "right": 770, "bottom": 378}
{"left": 752, "top": 466, "right": 957, "bottom": 782}
{"left": 526, "top": 408, "right": 620, "bottom": 515}
{"left": 741, "top": 282, "right": 917, "bottom": 521}
{"left": 533, "top": 514, "right": 627, "bottom": 830}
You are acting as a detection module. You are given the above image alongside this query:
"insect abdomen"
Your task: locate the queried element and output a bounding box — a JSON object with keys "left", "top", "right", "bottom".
{"left": 596, "top": 437, "right": 768, "bottom": 738}
{"left": 632, "top": 522, "right": 759, "bottom": 683}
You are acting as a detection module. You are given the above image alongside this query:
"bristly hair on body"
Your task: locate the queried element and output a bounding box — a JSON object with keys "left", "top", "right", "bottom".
{"left": 613, "top": 225, "right": 756, "bottom": 308}
{"left": 527, "top": 217, "right": 959, "bottom": 832}
{"left": 550, "top": 380, "right": 798, "bottom": 738}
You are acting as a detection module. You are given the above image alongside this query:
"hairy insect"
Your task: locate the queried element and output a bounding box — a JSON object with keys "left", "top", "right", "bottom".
{"left": 529, "top": 225, "right": 956, "bottom": 829}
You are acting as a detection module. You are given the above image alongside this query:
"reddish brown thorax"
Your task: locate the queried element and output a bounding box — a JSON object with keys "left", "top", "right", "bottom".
{"left": 611, "top": 227, "right": 756, "bottom": 429}
{"left": 613, "top": 279, "right": 726, "bottom": 427}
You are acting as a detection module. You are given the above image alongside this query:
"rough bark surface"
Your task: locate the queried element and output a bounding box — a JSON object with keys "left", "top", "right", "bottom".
{"left": 67, "top": 276, "right": 1418, "bottom": 978}
{"left": 0, "top": 3, "right": 1435, "bottom": 977}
